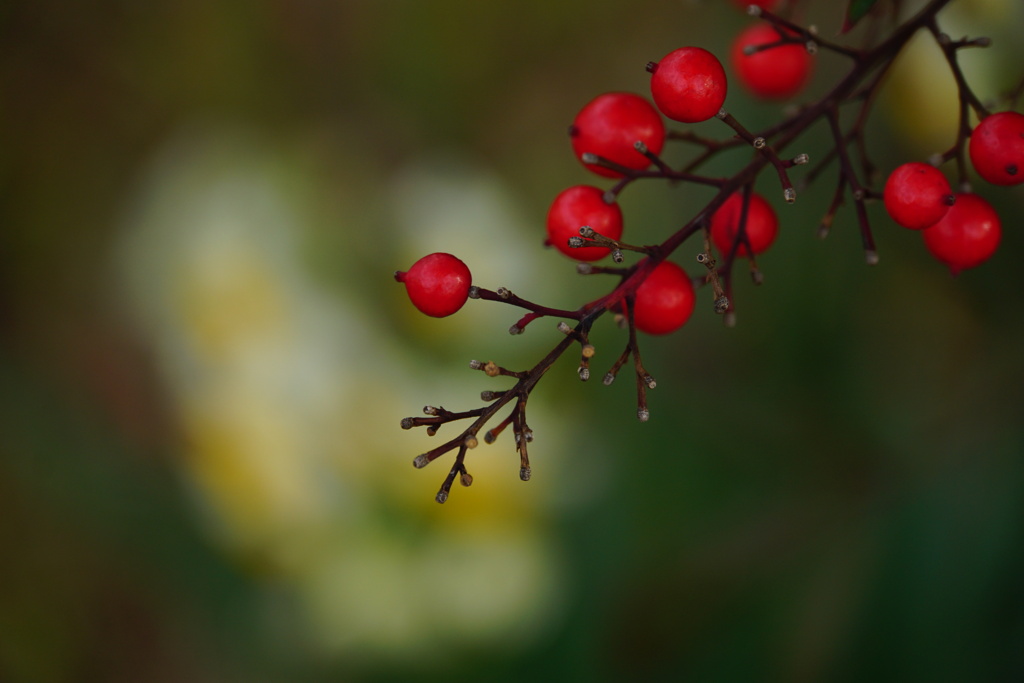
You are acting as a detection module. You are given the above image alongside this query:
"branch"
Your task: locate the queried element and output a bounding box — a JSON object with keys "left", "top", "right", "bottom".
{"left": 402, "top": 0, "right": 968, "bottom": 501}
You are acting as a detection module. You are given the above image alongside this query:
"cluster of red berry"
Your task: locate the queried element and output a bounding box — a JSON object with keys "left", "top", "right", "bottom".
{"left": 399, "top": 0, "right": 815, "bottom": 335}
{"left": 393, "top": 0, "right": 1021, "bottom": 502}
{"left": 883, "top": 110, "right": 1023, "bottom": 274}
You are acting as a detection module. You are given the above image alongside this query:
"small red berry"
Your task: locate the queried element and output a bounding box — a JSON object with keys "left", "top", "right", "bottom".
{"left": 883, "top": 162, "right": 954, "bottom": 230}
{"left": 395, "top": 253, "right": 472, "bottom": 318}
{"left": 570, "top": 92, "right": 666, "bottom": 178}
{"left": 731, "top": 0, "right": 781, "bottom": 11}
{"left": 633, "top": 261, "right": 696, "bottom": 335}
{"left": 649, "top": 47, "right": 728, "bottom": 123}
{"left": 731, "top": 24, "right": 812, "bottom": 100}
{"left": 969, "top": 111, "right": 1024, "bottom": 186}
{"left": 922, "top": 193, "right": 1001, "bottom": 275}
{"left": 546, "top": 185, "right": 624, "bottom": 261}
{"left": 710, "top": 191, "right": 779, "bottom": 257}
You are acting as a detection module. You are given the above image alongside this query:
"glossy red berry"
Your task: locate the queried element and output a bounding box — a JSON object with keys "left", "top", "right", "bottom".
{"left": 649, "top": 47, "right": 728, "bottom": 123}
{"left": 922, "top": 193, "right": 1001, "bottom": 275}
{"left": 395, "top": 253, "right": 472, "bottom": 318}
{"left": 968, "top": 111, "right": 1024, "bottom": 186}
{"left": 570, "top": 92, "right": 666, "bottom": 178}
{"left": 546, "top": 185, "right": 623, "bottom": 261}
{"left": 883, "top": 162, "right": 954, "bottom": 230}
{"left": 731, "top": 0, "right": 781, "bottom": 11}
{"left": 731, "top": 24, "right": 812, "bottom": 100}
{"left": 710, "top": 191, "right": 779, "bottom": 257}
{"left": 633, "top": 261, "right": 696, "bottom": 335}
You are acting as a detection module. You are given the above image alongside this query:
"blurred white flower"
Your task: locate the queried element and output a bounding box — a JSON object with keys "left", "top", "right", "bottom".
{"left": 116, "top": 126, "right": 581, "bottom": 661}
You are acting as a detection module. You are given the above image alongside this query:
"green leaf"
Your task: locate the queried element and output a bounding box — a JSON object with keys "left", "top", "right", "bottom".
{"left": 842, "top": 0, "right": 879, "bottom": 34}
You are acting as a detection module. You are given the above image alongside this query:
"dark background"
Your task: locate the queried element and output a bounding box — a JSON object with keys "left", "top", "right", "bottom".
{"left": 2, "top": 1, "right": 1023, "bottom": 681}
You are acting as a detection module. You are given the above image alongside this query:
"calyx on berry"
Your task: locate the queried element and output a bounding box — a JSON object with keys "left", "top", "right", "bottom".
{"left": 710, "top": 191, "right": 779, "bottom": 257}
{"left": 569, "top": 92, "right": 666, "bottom": 178}
{"left": 648, "top": 47, "right": 728, "bottom": 123}
{"left": 969, "top": 111, "right": 1024, "bottom": 186}
{"left": 632, "top": 261, "right": 696, "bottom": 335}
{"left": 395, "top": 253, "right": 472, "bottom": 318}
{"left": 922, "top": 193, "right": 1001, "bottom": 275}
{"left": 546, "top": 185, "right": 624, "bottom": 261}
{"left": 731, "top": 24, "right": 812, "bottom": 100}
{"left": 883, "top": 162, "right": 954, "bottom": 230}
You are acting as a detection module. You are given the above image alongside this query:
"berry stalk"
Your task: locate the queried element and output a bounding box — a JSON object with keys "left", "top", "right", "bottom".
{"left": 396, "top": 0, "right": 1015, "bottom": 502}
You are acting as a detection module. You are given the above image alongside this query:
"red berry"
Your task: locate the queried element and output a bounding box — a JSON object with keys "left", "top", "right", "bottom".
{"left": 546, "top": 185, "right": 624, "bottom": 261}
{"left": 633, "top": 261, "right": 696, "bottom": 335}
{"left": 731, "top": 24, "right": 812, "bottom": 100}
{"left": 395, "top": 253, "right": 472, "bottom": 318}
{"left": 969, "top": 111, "right": 1024, "bottom": 186}
{"left": 883, "top": 162, "right": 954, "bottom": 230}
{"left": 922, "top": 193, "right": 1001, "bottom": 275}
{"left": 570, "top": 92, "right": 666, "bottom": 178}
{"left": 710, "top": 191, "right": 779, "bottom": 257}
{"left": 649, "top": 47, "right": 728, "bottom": 123}
{"left": 731, "top": 0, "right": 781, "bottom": 11}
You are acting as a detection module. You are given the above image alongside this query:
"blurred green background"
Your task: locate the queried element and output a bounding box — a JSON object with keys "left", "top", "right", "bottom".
{"left": 3, "top": 1, "right": 1024, "bottom": 681}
